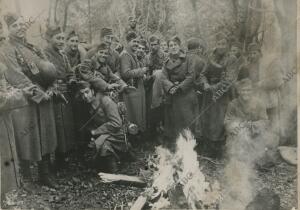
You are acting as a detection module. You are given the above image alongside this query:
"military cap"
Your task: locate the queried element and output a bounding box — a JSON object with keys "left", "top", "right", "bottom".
{"left": 215, "top": 32, "right": 228, "bottom": 42}
{"left": 4, "top": 13, "right": 19, "bottom": 27}
{"left": 236, "top": 78, "right": 253, "bottom": 90}
{"left": 168, "top": 35, "right": 181, "bottom": 46}
{"left": 231, "top": 41, "right": 243, "bottom": 49}
{"left": 96, "top": 42, "right": 109, "bottom": 51}
{"left": 128, "top": 16, "right": 136, "bottom": 22}
{"left": 126, "top": 31, "right": 138, "bottom": 42}
{"left": 187, "top": 37, "right": 206, "bottom": 51}
{"left": 247, "top": 43, "right": 261, "bottom": 52}
{"left": 101, "top": 27, "right": 113, "bottom": 38}
{"left": 66, "top": 30, "right": 78, "bottom": 40}
{"left": 45, "top": 26, "right": 63, "bottom": 39}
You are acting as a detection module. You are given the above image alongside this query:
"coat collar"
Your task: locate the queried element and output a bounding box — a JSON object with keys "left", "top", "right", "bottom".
{"left": 165, "top": 51, "right": 186, "bottom": 70}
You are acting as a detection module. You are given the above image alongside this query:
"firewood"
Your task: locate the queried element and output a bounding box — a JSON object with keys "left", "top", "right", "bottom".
{"left": 98, "top": 173, "right": 146, "bottom": 187}
{"left": 130, "top": 195, "right": 148, "bottom": 210}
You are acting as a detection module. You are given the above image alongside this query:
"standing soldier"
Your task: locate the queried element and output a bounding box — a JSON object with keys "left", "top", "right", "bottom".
{"left": 0, "top": 63, "right": 27, "bottom": 203}
{"left": 120, "top": 32, "right": 147, "bottom": 134}
{"left": 44, "top": 26, "right": 75, "bottom": 170}
{"left": 186, "top": 38, "right": 207, "bottom": 145}
{"left": 124, "top": 17, "right": 142, "bottom": 39}
{"left": 64, "top": 30, "right": 86, "bottom": 69}
{"left": 161, "top": 36, "right": 198, "bottom": 149}
{"left": 146, "top": 35, "right": 167, "bottom": 139}
{"left": 0, "top": 13, "right": 58, "bottom": 189}
{"left": 201, "top": 32, "right": 237, "bottom": 158}
{"left": 86, "top": 28, "right": 120, "bottom": 74}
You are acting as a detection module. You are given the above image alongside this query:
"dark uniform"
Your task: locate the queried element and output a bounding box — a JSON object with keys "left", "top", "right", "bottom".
{"left": 44, "top": 45, "right": 76, "bottom": 155}
{"left": 120, "top": 47, "right": 146, "bottom": 132}
{"left": 161, "top": 51, "right": 198, "bottom": 144}
{"left": 0, "top": 34, "right": 58, "bottom": 187}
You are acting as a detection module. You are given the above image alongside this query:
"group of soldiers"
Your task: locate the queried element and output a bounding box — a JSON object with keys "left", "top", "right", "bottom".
{"left": 0, "top": 13, "right": 282, "bottom": 202}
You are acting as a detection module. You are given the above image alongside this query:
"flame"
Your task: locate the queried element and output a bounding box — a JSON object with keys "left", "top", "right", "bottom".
{"left": 149, "top": 129, "right": 221, "bottom": 209}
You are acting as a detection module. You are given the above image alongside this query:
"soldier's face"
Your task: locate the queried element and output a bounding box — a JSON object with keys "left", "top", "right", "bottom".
{"left": 216, "top": 39, "right": 228, "bottom": 55}
{"left": 229, "top": 46, "right": 240, "bottom": 57}
{"left": 128, "top": 38, "right": 139, "bottom": 52}
{"left": 150, "top": 40, "right": 160, "bottom": 53}
{"left": 137, "top": 44, "right": 145, "bottom": 58}
{"left": 80, "top": 87, "right": 94, "bottom": 103}
{"left": 67, "top": 36, "right": 79, "bottom": 51}
{"left": 51, "top": 33, "right": 65, "bottom": 51}
{"left": 160, "top": 41, "right": 168, "bottom": 53}
{"left": 239, "top": 88, "right": 252, "bottom": 101}
{"left": 248, "top": 50, "right": 261, "bottom": 63}
{"left": 129, "top": 20, "right": 137, "bottom": 28}
{"left": 97, "top": 49, "right": 109, "bottom": 63}
{"left": 168, "top": 41, "right": 180, "bottom": 55}
{"left": 103, "top": 35, "right": 113, "bottom": 47}
{"left": 8, "top": 17, "right": 26, "bottom": 39}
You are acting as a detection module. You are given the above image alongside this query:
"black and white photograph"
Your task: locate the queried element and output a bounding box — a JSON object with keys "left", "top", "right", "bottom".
{"left": 0, "top": 0, "right": 298, "bottom": 209}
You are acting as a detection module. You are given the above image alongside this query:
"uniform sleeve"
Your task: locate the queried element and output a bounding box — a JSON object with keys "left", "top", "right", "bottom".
{"left": 120, "top": 53, "right": 145, "bottom": 80}
{"left": 92, "top": 97, "right": 122, "bottom": 135}
{"left": 161, "top": 67, "right": 174, "bottom": 93}
{"left": 108, "top": 66, "right": 127, "bottom": 88}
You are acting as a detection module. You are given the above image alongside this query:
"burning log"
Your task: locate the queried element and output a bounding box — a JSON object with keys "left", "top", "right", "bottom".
{"left": 98, "top": 173, "right": 146, "bottom": 187}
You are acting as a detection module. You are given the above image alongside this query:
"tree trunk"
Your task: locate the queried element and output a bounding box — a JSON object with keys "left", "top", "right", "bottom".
{"left": 63, "top": 0, "right": 74, "bottom": 31}
{"left": 88, "top": 0, "right": 92, "bottom": 43}
{"left": 14, "top": 0, "right": 21, "bottom": 14}
{"left": 54, "top": 0, "right": 59, "bottom": 25}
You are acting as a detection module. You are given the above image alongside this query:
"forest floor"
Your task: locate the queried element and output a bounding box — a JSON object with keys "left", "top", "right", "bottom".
{"left": 2, "top": 140, "right": 297, "bottom": 210}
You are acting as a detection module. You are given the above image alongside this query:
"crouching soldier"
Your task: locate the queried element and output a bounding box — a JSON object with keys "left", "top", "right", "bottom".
{"left": 224, "top": 79, "right": 278, "bottom": 166}
{"left": 76, "top": 81, "right": 129, "bottom": 173}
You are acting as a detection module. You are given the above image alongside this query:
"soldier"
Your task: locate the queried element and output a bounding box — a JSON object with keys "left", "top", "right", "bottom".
{"left": 0, "top": 13, "right": 58, "bottom": 189}
{"left": 200, "top": 32, "right": 237, "bottom": 158}
{"left": 185, "top": 38, "right": 207, "bottom": 144}
{"left": 86, "top": 28, "right": 121, "bottom": 74}
{"left": 161, "top": 36, "right": 198, "bottom": 149}
{"left": 124, "top": 16, "right": 141, "bottom": 39}
{"left": 76, "top": 81, "right": 127, "bottom": 173}
{"left": 120, "top": 31, "right": 147, "bottom": 133}
{"left": 77, "top": 43, "right": 127, "bottom": 93}
{"left": 44, "top": 26, "right": 75, "bottom": 170}
{"left": 146, "top": 35, "right": 168, "bottom": 139}
{"left": 64, "top": 30, "right": 86, "bottom": 69}
{"left": 0, "top": 63, "right": 27, "bottom": 203}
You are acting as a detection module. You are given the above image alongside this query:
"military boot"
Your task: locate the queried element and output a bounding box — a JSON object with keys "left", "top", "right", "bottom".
{"left": 20, "top": 161, "right": 36, "bottom": 193}
{"left": 38, "top": 155, "right": 57, "bottom": 189}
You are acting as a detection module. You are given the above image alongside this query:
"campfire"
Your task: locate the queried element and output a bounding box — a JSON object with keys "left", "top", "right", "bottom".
{"left": 130, "top": 130, "right": 222, "bottom": 210}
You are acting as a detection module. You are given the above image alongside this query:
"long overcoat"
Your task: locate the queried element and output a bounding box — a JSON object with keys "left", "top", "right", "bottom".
{"left": 120, "top": 47, "right": 146, "bottom": 132}
{"left": 44, "top": 45, "right": 75, "bottom": 153}
{"left": 161, "top": 52, "right": 198, "bottom": 140}
{"left": 0, "top": 38, "right": 57, "bottom": 161}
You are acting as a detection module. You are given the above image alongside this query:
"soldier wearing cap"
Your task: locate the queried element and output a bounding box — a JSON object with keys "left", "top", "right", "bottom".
{"left": 86, "top": 27, "right": 121, "bottom": 74}
{"left": 185, "top": 37, "right": 207, "bottom": 143}
{"left": 200, "top": 32, "right": 238, "bottom": 158}
{"left": 44, "top": 26, "right": 76, "bottom": 170}
{"left": 120, "top": 31, "right": 147, "bottom": 133}
{"left": 0, "top": 13, "right": 58, "bottom": 190}
{"left": 64, "top": 30, "right": 86, "bottom": 69}
{"left": 124, "top": 16, "right": 139, "bottom": 38}
{"left": 77, "top": 43, "right": 127, "bottom": 93}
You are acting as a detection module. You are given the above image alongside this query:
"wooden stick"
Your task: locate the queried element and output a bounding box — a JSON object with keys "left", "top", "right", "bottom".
{"left": 130, "top": 196, "right": 148, "bottom": 210}
{"left": 98, "top": 173, "right": 146, "bottom": 187}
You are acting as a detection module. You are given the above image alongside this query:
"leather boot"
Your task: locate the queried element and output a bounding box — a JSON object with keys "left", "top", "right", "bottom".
{"left": 106, "top": 156, "right": 119, "bottom": 173}
{"left": 20, "top": 160, "right": 36, "bottom": 193}
{"left": 38, "top": 155, "right": 57, "bottom": 189}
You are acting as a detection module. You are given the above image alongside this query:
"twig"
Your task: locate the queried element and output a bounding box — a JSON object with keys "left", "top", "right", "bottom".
{"left": 198, "top": 155, "right": 224, "bottom": 165}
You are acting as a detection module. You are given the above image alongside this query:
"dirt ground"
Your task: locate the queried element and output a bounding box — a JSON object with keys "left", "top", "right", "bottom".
{"left": 2, "top": 141, "right": 297, "bottom": 210}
